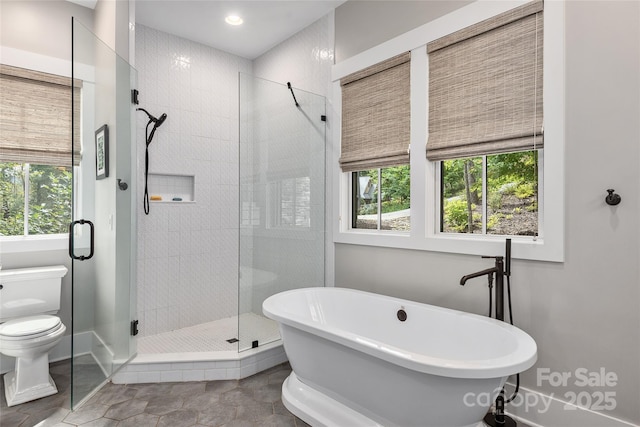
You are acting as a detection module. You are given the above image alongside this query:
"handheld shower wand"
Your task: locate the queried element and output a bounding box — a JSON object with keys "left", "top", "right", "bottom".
{"left": 137, "top": 108, "right": 166, "bottom": 126}
{"left": 138, "top": 108, "right": 167, "bottom": 145}
{"left": 137, "top": 108, "right": 167, "bottom": 215}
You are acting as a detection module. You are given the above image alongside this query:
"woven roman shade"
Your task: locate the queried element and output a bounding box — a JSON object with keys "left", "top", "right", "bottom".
{"left": 340, "top": 52, "right": 410, "bottom": 172}
{"left": 426, "top": 0, "right": 543, "bottom": 161}
{"left": 0, "top": 64, "right": 81, "bottom": 167}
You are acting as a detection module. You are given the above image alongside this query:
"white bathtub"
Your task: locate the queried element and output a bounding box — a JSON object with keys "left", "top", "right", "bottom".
{"left": 263, "top": 287, "right": 537, "bottom": 427}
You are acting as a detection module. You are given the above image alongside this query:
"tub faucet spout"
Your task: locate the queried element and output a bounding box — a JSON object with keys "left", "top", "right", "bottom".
{"left": 460, "top": 256, "right": 506, "bottom": 322}
{"left": 459, "top": 264, "right": 500, "bottom": 286}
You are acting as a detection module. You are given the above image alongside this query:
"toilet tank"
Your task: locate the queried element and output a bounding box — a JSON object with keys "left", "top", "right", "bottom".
{"left": 0, "top": 265, "right": 68, "bottom": 322}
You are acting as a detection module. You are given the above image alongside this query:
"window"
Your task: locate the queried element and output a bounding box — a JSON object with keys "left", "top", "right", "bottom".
{"left": 429, "top": 0, "right": 543, "bottom": 239}
{"left": 352, "top": 165, "right": 410, "bottom": 231}
{"left": 0, "top": 64, "right": 79, "bottom": 237}
{"left": 334, "top": 0, "right": 564, "bottom": 261}
{"left": 440, "top": 151, "right": 538, "bottom": 236}
{"left": 339, "top": 52, "right": 411, "bottom": 232}
{"left": 0, "top": 163, "right": 72, "bottom": 236}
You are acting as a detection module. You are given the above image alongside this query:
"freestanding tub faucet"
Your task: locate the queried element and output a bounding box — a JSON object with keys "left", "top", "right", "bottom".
{"left": 460, "top": 256, "right": 505, "bottom": 321}
{"left": 460, "top": 239, "right": 516, "bottom": 427}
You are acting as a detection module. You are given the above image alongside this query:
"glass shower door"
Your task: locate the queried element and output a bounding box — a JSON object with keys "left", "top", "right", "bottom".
{"left": 70, "top": 18, "right": 137, "bottom": 407}
{"left": 238, "top": 74, "right": 326, "bottom": 352}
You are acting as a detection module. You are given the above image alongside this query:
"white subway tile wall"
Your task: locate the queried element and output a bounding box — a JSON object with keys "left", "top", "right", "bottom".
{"left": 239, "top": 13, "right": 333, "bottom": 324}
{"left": 136, "top": 25, "right": 251, "bottom": 337}
{"left": 253, "top": 15, "right": 333, "bottom": 99}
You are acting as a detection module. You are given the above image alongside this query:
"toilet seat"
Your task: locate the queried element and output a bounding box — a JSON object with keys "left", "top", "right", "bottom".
{"left": 0, "top": 315, "right": 63, "bottom": 341}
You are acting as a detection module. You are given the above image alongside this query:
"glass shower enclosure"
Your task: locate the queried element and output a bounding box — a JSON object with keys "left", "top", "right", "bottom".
{"left": 71, "top": 19, "right": 137, "bottom": 407}
{"left": 238, "top": 74, "right": 326, "bottom": 352}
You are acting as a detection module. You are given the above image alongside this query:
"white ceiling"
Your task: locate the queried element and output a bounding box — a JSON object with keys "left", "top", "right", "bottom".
{"left": 134, "top": 1, "right": 345, "bottom": 59}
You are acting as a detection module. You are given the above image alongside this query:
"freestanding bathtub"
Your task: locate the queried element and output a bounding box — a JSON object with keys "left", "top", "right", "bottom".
{"left": 263, "top": 287, "right": 537, "bottom": 427}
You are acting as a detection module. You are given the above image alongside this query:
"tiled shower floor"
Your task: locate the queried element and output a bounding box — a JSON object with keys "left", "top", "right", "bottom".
{"left": 138, "top": 313, "right": 280, "bottom": 353}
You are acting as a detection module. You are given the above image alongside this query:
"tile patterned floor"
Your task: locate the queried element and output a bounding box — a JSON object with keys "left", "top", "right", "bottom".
{"left": 1, "top": 360, "right": 309, "bottom": 427}
{"left": 1, "top": 360, "right": 534, "bottom": 427}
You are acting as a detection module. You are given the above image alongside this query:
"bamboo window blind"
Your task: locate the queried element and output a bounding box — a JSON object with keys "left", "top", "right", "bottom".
{"left": 340, "top": 52, "right": 411, "bottom": 172}
{"left": 0, "top": 64, "right": 81, "bottom": 167}
{"left": 426, "top": 0, "right": 543, "bottom": 161}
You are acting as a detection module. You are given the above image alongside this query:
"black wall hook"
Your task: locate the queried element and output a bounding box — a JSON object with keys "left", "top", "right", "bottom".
{"left": 605, "top": 189, "right": 621, "bottom": 206}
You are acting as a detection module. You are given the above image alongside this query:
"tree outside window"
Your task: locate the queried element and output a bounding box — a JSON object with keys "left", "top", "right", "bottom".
{"left": 0, "top": 162, "right": 72, "bottom": 236}
{"left": 441, "top": 150, "right": 538, "bottom": 236}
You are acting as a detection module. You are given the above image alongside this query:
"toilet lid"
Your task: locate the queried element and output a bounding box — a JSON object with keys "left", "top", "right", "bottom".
{"left": 0, "top": 315, "right": 62, "bottom": 338}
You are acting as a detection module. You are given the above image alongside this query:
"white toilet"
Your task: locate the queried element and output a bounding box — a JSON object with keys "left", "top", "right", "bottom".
{"left": 0, "top": 265, "right": 68, "bottom": 406}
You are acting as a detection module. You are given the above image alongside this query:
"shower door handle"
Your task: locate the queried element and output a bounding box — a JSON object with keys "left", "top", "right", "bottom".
{"left": 69, "top": 219, "right": 95, "bottom": 260}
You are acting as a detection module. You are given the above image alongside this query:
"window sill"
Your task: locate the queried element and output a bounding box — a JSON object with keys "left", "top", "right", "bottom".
{"left": 0, "top": 234, "right": 68, "bottom": 254}
{"left": 338, "top": 228, "right": 410, "bottom": 239}
{"left": 334, "top": 230, "right": 562, "bottom": 262}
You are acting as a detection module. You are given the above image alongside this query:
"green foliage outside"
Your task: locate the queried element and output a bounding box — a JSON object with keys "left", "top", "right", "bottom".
{"left": 0, "top": 163, "right": 72, "bottom": 236}
{"left": 442, "top": 158, "right": 483, "bottom": 201}
{"left": 359, "top": 165, "right": 410, "bottom": 214}
{"left": 443, "top": 198, "right": 480, "bottom": 232}
{"left": 442, "top": 151, "right": 538, "bottom": 234}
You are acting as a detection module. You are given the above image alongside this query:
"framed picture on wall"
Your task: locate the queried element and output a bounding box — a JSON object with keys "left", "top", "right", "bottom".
{"left": 95, "top": 124, "right": 109, "bottom": 180}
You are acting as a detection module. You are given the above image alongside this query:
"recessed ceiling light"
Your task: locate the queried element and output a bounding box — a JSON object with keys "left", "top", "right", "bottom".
{"left": 225, "top": 15, "right": 243, "bottom": 26}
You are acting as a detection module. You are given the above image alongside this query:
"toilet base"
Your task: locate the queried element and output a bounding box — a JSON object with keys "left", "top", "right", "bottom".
{"left": 3, "top": 370, "right": 58, "bottom": 407}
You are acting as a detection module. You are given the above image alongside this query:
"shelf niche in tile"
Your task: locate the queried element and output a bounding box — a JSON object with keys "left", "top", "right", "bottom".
{"left": 148, "top": 173, "right": 195, "bottom": 203}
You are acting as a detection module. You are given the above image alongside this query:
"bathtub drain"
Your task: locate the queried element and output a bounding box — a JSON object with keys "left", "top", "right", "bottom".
{"left": 397, "top": 309, "right": 407, "bottom": 322}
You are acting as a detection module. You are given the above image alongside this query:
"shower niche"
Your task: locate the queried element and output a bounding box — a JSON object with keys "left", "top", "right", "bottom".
{"left": 147, "top": 173, "right": 195, "bottom": 203}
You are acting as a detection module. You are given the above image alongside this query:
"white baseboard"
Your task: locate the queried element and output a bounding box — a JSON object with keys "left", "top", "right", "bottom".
{"left": 505, "top": 383, "right": 638, "bottom": 427}
{"left": 70, "top": 331, "right": 93, "bottom": 358}
{"left": 91, "top": 331, "right": 114, "bottom": 378}
{"left": 112, "top": 341, "right": 287, "bottom": 384}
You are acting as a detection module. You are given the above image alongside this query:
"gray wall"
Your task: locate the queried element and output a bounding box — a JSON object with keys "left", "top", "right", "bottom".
{"left": 93, "top": 0, "right": 131, "bottom": 60}
{"left": 91, "top": 0, "right": 135, "bottom": 366}
{"left": 0, "top": 0, "right": 94, "bottom": 60}
{"left": 334, "top": 1, "right": 471, "bottom": 62}
{"left": 334, "top": 1, "right": 640, "bottom": 425}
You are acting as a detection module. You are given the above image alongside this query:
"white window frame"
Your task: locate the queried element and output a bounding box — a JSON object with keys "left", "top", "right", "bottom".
{"left": 332, "top": 0, "right": 565, "bottom": 262}
{"left": 349, "top": 167, "right": 412, "bottom": 233}
{"left": 433, "top": 150, "right": 544, "bottom": 236}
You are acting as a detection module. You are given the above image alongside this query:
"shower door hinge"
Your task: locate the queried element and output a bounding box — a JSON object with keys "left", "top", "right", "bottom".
{"left": 321, "top": 115, "right": 327, "bottom": 122}
{"left": 131, "top": 89, "right": 139, "bottom": 105}
{"left": 131, "top": 319, "right": 139, "bottom": 336}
